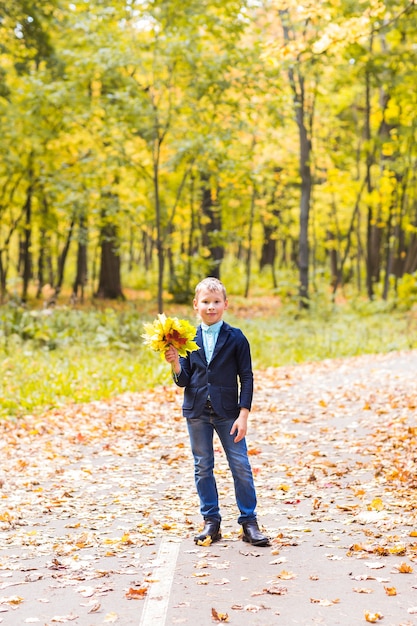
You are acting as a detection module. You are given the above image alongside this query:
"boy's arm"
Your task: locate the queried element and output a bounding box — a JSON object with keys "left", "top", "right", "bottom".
{"left": 165, "top": 345, "right": 181, "bottom": 376}
{"left": 236, "top": 332, "right": 254, "bottom": 411}
{"left": 231, "top": 330, "right": 253, "bottom": 442}
{"left": 164, "top": 346, "right": 191, "bottom": 386}
{"left": 230, "top": 407, "right": 249, "bottom": 443}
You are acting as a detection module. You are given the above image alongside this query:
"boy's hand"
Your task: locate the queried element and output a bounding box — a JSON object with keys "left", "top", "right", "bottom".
{"left": 165, "top": 345, "right": 181, "bottom": 374}
{"left": 230, "top": 409, "right": 249, "bottom": 443}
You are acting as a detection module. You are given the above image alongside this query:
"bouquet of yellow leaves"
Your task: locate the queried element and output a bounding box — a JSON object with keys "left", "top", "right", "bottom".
{"left": 142, "top": 313, "right": 199, "bottom": 359}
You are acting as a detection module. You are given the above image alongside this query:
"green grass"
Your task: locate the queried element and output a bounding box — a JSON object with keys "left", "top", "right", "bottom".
{"left": 0, "top": 347, "right": 169, "bottom": 416}
{"left": 237, "top": 300, "right": 417, "bottom": 367}
{"left": 0, "top": 297, "right": 416, "bottom": 419}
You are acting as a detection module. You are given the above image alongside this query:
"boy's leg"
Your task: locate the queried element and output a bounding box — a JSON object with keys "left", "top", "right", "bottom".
{"left": 213, "top": 416, "right": 257, "bottom": 523}
{"left": 214, "top": 416, "right": 270, "bottom": 546}
{"left": 186, "top": 408, "right": 221, "bottom": 524}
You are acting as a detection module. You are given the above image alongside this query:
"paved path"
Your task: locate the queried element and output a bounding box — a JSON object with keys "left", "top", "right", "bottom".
{"left": 1, "top": 350, "right": 417, "bottom": 625}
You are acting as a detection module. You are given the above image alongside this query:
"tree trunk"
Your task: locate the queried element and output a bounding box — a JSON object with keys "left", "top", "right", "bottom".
{"left": 327, "top": 229, "right": 338, "bottom": 293}
{"left": 297, "top": 94, "right": 312, "bottom": 308}
{"left": 72, "top": 213, "right": 88, "bottom": 302}
{"left": 260, "top": 228, "right": 277, "bottom": 270}
{"left": 21, "top": 181, "right": 33, "bottom": 303}
{"left": 36, "top": 228, "right": 47, "bottom": 299}
{"left": 0, "top": 253, "right": 6, "bottom": 303}
{"left": 154, "top": 155, "right": 164, "bottom": 313}
{"left": 185, "top": 173, "right": 196, "bottom": 295}
{"left": 244, "top": 184, "right": 256, "bottom": 298}
{"left": 0, "top": 203, "right": 26, "bottom": 302}
{"left": 280, "top": 11, "right": 313, "bottom": 308}
{"left": 201, "top": 173, "right": 223, "bottom": 279}
{"left": 365, "top": 35, "right": 377, "bottom": 300}
{"left": 95, "top": 221, "right": 124, "bottom": 299}
{"left": 403, "top": 234, "right": 417, "bottom": 274}
{"left": 382, "top": 202, "right": 394, "bottom": 300}
{"left": 95, "top": 191, "right": 124, "bottom": 300}
{"left": 53, "top": 215, "right": 76, "bottom": 299}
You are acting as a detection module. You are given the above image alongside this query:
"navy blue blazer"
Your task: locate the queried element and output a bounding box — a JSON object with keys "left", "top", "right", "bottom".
{"left": 174, "top": 322, "right": 253, "bottom": 419}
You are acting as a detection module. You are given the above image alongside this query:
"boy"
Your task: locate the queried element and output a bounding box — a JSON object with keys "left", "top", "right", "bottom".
{"left": 165, "top": 277, "right": 269, "bottom": 547}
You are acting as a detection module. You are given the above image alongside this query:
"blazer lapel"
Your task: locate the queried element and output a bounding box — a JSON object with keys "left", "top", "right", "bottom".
{"left": 195, "top": 326, "right": 206, "bottom": 363}
{"left": 210, "top": 323, "right": 229, "bottom": 362}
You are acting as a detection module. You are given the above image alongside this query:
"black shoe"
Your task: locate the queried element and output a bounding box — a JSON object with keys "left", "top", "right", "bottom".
{"left": 194, "top": 519, "right": 221, "bottom": 545}
{"left": 242, "top": 520, "right": 270, "bottom": 547}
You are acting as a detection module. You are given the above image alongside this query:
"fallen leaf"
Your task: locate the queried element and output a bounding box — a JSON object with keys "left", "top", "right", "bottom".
{"left": 368, "top": 498, "right": 384, "bottom": 511}
{"left": 277, "top": 570, "right": 296, "bottom": 580}
{"left": 196, "top": 536, "right": 213, "bottom": 547}
{"left": 0, "top": 595, "right": 24, "bottom": 606}
{"left": 310, "top": 598, "right": 340, "bottom": 606}
{"left": 364, "top": 611, "right": 383, "bottom": 623}
{"left": 211, "top": 607, "right": 229, "bottom": 622}
{"left": 125, "top": 587, "right": 148, "bottom": 599}
{"left": 263, "top": 584, "right": 288, "bottom": 595}
{"left": 394, "top": 562, "right": 413, "bottom": 573}
{"left": 243, "top": 603, "right": 268, "bottom": 612}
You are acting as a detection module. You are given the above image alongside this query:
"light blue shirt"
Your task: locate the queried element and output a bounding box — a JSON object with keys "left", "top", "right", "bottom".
{"left": 201, "top": 321, "right": 223, "bottom": 363}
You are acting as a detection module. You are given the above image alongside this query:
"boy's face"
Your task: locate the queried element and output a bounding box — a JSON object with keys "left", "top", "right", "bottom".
{"left": 193, "top": 288, "right": 228, "bottom": 326}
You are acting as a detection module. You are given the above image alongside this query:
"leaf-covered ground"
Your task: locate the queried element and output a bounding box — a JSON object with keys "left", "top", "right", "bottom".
{"left": 1, "top": 350, "right": 417, "bottom": 624}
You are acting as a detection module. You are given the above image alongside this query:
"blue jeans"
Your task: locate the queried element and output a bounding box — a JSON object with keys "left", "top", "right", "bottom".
{"left": 186, "top": 404, "right": 257, "bottom": 525}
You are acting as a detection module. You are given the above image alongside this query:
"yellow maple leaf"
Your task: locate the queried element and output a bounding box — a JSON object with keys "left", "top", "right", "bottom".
{"left": 396, "top": 562, "right": 413, "bottom": 573}
{"left": 277, "top": 484, "right": 290, "bottom": 492}
{"left": 389, "top": 545, "right": 406, "bottom": 555}
{"left": 197, "top": 535, "right": 213, "bottom": 547}
{"left": 368, "top": 497, "right": 384, "bottom": 511}
{"left": 384, "top": 586, "right": 397, "bottom": 596}
{"left": 364, "top": 610, "right": 383, "bottom": 622}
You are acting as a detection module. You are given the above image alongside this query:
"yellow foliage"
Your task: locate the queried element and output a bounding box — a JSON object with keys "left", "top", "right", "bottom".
{"left": 142, "top": 314, "right": 199, "bottom": 358}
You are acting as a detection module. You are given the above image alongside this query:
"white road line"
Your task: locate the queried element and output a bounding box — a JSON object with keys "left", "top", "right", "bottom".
{"left": 138, "top": 538, "right": 181, "bottom": 626}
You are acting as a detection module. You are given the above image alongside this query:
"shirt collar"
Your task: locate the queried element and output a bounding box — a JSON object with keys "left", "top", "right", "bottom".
{"left": 201, "top": 320, "right": 223, "bottom": 334}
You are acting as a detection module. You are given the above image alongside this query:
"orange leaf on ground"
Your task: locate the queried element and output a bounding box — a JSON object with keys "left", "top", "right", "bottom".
{"left": 211, "top": 607, "right": 229, "bottom": 622}
{"left": 125, "top": 587, "right": 148, "bottom": 599}
{"left": 384, "top": 586, "right": 397, "bottom": 596}
{"left": 395, "top": 562, "right": 413, "bottom": 573}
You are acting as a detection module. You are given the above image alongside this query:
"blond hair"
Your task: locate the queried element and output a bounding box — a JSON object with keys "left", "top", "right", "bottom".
{"left": 195, "top": 277, "right": 227, "bottom": 300}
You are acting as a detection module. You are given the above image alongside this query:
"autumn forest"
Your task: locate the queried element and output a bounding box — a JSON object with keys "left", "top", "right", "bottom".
{"left": 3, "top": 8, "right": 417, "bottom": 623}
{"left": 0, "top": 0, "right": 416, "bottom": 311}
